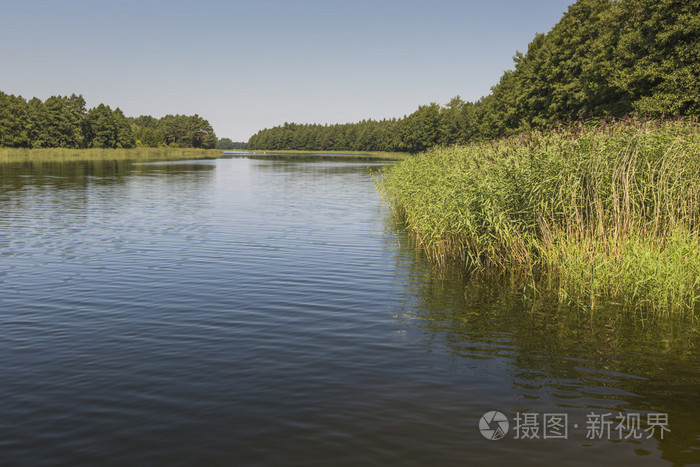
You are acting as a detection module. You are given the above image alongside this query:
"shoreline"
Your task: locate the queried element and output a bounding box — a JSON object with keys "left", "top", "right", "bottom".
{"left": 378, "top": 118, "right": 700, "bottom": 315}
{"left": 236, "top": 149, "right": 410, "bottom": 160}
{"left": 0, "top": 147, "right": 224, "bottom": 162}
{"left": 0, "top": 147, "right": 411, "bottom": 163}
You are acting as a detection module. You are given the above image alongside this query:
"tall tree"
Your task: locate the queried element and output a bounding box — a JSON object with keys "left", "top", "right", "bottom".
{"left": 0, "top": 92, "right": 29, "bottom": 147}
{"left": 85, "top": 104, "right": 135, "bottom": 148}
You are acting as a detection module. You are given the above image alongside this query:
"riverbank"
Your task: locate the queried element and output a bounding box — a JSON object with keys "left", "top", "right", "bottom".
{"left": 0, "top": 147, "right": 223, "bottom": 162}
{"left": 240, "top": 149, "right": 410, "bottom": 160}
{"left": 378, "top": 118, "right": 700, "bottom": 315}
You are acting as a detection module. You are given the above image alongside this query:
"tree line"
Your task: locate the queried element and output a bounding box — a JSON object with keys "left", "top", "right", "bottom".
{"left": 249, "top": 0, "right": 699, "bottom": 153}
{"left": 0, "top": 92, "right": 218, "bottom": 149}
{"left": 216, "top": 138, "right": 248, "bottom": 150}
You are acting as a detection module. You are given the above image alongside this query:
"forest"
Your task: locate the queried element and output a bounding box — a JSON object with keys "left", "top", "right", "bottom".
{"left": 375, "top": 0, "right": 700, "bottom": 313}
{"left": 0, "top": 92, "right": 217, "bottom": 149}
{"left": 248, "top": 0, "right": 699, "bottom": 152}
{"left": 216, "top": 138, "right": 249, "bottom": 150}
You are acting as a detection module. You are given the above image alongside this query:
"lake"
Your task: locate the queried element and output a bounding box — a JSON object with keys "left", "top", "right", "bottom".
{"left": 0, "top": 156, "right": 698, "bottom": 466}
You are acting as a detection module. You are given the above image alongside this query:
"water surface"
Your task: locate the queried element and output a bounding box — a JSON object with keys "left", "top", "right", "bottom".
{"left": 0, "top": 156, "right": 698, "bottom": 465}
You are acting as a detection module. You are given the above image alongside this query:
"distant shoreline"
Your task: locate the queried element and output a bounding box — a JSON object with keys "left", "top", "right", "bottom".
{"left": 0, "top": 147, "right": 410, "bottom": 163}
{"left": 229, "top": 149, "right": 409, "bottom": 161}
{"left": 0, "top": 147, "right": 223, "bottom": 162}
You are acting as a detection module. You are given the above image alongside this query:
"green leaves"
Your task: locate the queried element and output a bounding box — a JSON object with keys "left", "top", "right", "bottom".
{"left": 0, "top": 91, "right": 216, "bottom": 149}
{"left": 249, "top": 0, "right": 698, "bottom": 153}
{"left": 85, "top": 104, "right": 135, "bottom": 149}
{"left": 0, "top": 91, "right": 30, "bottom": 147}
{"left": 492, "top": 0, "right": 699, "bottom": 127}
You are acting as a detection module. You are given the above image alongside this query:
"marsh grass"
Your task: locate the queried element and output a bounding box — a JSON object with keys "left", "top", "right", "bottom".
{"left": 243, "top": 149, "right": 410, "bottom": 160}
{"left": 379, "top": 117, "right": 700, "bottom": 315}
{"left": 0, "top": 147, "right": 222, "bottom": 163}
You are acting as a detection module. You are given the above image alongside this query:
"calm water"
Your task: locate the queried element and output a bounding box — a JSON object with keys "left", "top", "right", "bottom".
{"left": 0, "top": 156, "right": 699, "bottom": 466}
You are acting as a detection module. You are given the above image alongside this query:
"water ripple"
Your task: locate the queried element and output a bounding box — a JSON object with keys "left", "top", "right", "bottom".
{"left": 0, "top": 158, "right": 697, "bottom": 465}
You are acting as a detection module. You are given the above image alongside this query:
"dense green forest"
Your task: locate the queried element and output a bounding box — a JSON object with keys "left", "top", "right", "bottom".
{"left": 216, "top": 138, "right": 248, "bottom": 150}
{"left": 0, "top": 92, "right": 218, "bottom": 149}
{"left": 249, "top": 0, "right": 699, "bottom": 153}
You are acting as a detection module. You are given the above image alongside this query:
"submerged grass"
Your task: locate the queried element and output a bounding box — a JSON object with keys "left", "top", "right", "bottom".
{"left": 0, "top": 147, "right": 222, "bottom": 162}
{"left": 378, "top": 117, "right": 700, "bottom": 315}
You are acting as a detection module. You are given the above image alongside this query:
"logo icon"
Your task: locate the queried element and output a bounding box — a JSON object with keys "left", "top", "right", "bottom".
{"left": 480, "top": 411, "right": 509, "bottom": 440}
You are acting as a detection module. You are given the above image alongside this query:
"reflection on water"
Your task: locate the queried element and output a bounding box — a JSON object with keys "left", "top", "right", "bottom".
{"left": 230, "top": 152, "right": 397, "bottom": 163}
{"left": 0, "top": 159, "right": 215, "bottom": 192}
{"left": 0, "top": 156, "right": 698, "bottom": 466}
{"left": 396, "top": 252, "right": 700, "bottom": 464}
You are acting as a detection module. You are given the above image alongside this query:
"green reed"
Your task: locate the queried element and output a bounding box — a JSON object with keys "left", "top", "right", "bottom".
{"left": 243, "top": 149, "right": 410, "bottom": 160}
{"left": 0, "top": 147, "right": 222, "bottom": 162}
{"left": 378, "top": 118, "right": 700, "bottom": 314}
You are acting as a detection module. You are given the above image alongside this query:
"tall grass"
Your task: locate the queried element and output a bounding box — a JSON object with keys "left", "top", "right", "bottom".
{"left": 243, "top": 149, "right": 410, "bottom": 160}
{"left": 378, "top": 117, "right": 700, "bottom": 314}
{"left": 0, "top": 147, "right": 222, "bottom": 162}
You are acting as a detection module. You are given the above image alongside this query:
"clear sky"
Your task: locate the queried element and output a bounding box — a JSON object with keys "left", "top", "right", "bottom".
{"left": 0, "top": 0, "right": 575, "bottom": 141}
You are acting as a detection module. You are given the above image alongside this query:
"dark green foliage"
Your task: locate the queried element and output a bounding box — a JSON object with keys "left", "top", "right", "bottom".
{"left": 156, "top": 114, "right": 217, "bottom": 149}
{"left": 611, "top": 0, "right": 699, "bottom": 116}
{"left": 216, "top": 138, "right": 248, "bottom": 150}
{"left": 16, "top": 94, "right": 89, "bottom": 149}
{"left": 399, "top": 103, "right": 441, "bottom": 153}
{"left": 247, "top": 102, "right": 481, "bottom": 153}
{"left": 131, "top": 115, "right": 166, "bottom": 147}
{"left": 249, "top": 0, "right": 699, "bottom": 153}
{"left": 0, "top": 91, "right": 217, "bottom": 149}
{"left": 248, "top": 118, "right": 406, "bottom": 152}
{"left": 85, "top": 104, "right": 135, "bottom": 148}
{"left": 130, "top": 114, "right": 217, "bottom": 149}
{"left": 132, "top": 125, "right": 167, "bottom": 148}
{"left": 491, "top": 0, "right": 699, "bottom": 128}
{"left": 48, "top": 95, "right": 87, "bottom": 148}
{"left": 0, "top": 92, "right": 30, "bottom": 147}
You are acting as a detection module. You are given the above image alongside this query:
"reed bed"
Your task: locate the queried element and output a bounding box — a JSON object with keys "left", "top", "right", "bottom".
{"left": 0, "top": 147, "right": 222, "bottom": 162}
{"left": 378, "top": 118, "right": 700, "bottom": 315}
{"left": 243, "top": 149, "right": 410, "bottom": 160}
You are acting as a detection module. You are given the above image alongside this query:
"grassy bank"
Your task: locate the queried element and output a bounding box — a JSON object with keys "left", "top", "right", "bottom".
{"left": 0, "top": 147, "right": 223, "bottom": 162}
{"left": 378, "top": 118, "right": 700, "bottom": 315}
{"left": 241, "top": 149, "right": 410, "bottom": 160}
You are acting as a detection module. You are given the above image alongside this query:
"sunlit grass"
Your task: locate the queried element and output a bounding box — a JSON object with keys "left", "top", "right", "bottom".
{"left": 0, "top": 147, "right": 223, "bottom": 163}
{"left": 242, "top": 149, "right": 410, "bottom": 160}
{"left": 379, "top": 117, "right": 700, "bottom": 314}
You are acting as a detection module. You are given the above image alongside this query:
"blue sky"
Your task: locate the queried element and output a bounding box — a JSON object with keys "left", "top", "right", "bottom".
{"left": 0, "top": 0, "right": 575, "bottom": 141}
